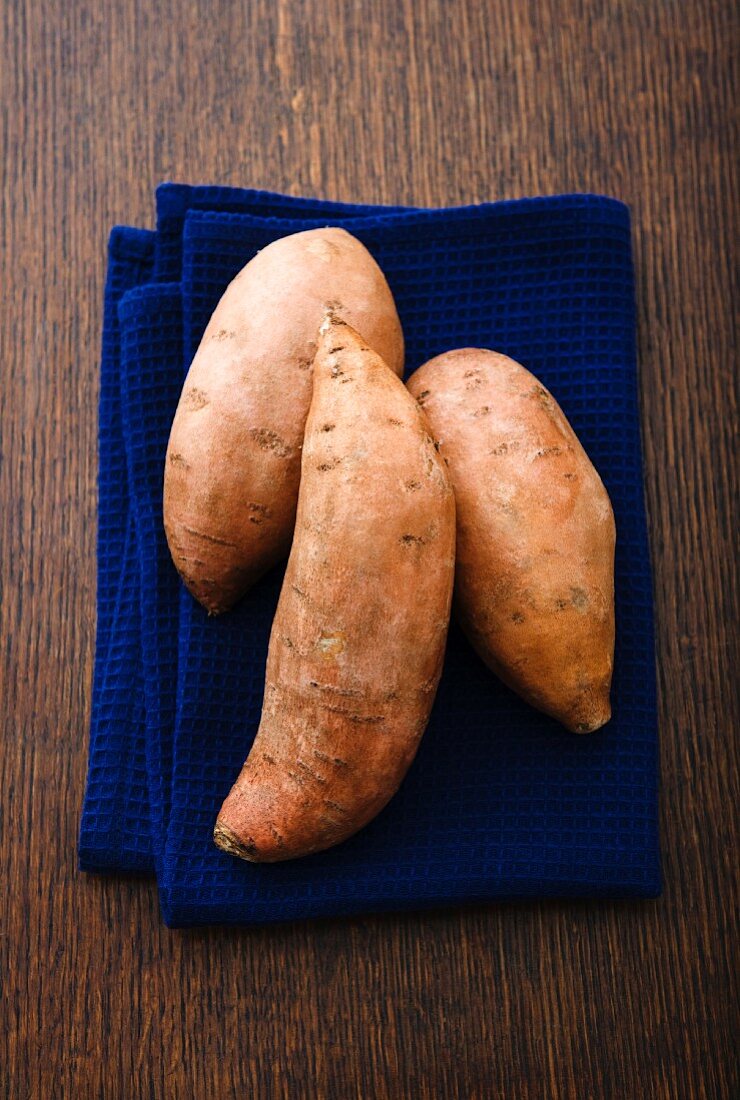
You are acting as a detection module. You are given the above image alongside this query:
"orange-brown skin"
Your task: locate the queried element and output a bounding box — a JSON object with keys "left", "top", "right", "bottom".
{"left": 214, "top": 316, "right": 455, "bottom": 862}
{"left": 164, "top": 228, "right": 404, "bottom": 614}
{"left": 407, "top": 348, "right": 615, "bottom": 734}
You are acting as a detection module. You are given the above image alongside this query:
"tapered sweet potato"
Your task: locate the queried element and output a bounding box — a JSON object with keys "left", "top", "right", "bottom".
{"left": 164, "top": 228, "right": 404, "bottom": 614}
{"left": 407, "top": 348, "right": 615, "bottom": 733}
{"left": 214, "top": 316, "right": 455, "bottom": 862}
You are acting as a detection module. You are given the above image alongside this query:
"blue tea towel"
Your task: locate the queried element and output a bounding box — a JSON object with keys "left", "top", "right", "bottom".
{"left": 81, "top": 185, "right": 661, "bottom": 926}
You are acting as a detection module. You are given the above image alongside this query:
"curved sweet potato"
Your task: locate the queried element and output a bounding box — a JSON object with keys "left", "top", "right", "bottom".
{"left": 164, "top": 228, "right": 404, "bottom": 614}
{"left": 407, "top": 348, "right": 615, "bottom": 733}
{"left": 214, "top": 316, "right": 455, "bottom": 862}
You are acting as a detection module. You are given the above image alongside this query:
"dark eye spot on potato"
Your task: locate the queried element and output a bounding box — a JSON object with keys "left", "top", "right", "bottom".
{"left": 570, "top": 587, "right": 589, "bottom": 611}
{"left": 535, "top": 445, "right": 562, "bottom": 458}
{"left": 246, "top": 502, "right": 272, "bottom": 526}
{"left": 388, "top": 417, "right": 402, "bottom": 426}
{"left": 405, "top": 479, "right": 422, "bottom": 492}
{"left": 168, "top": 452, "right": 189, "bottom": 467}
{"left": 317, "top": 458, "right": 341, "bottom": 472}
{"left": 249, "top": 427, "right": 292, "bottom": 458}
{"left": 183, "top": 387, "right": 209, "bottom": 411}
{"left": 211, "top": 329, "right": 236, "bottom": 341}
{"left": 528, "top": 384, "right": 555, "bottom": 411}
{"left": 329, "top": 346, "right": 345, "bottom": 354}
{"left": 511, "top": 611, "right": 525, "bottom": 624}
{"left": 321, "top": 423, "right": 336, "bottom": 432}
{"left": 564, "top": 471, "right": 577, "bottom": 481}
{"left": 400, "top": 533, "right": 426, "bottom": 545}
{"left": 324, "top": 799, "right": 348, "bottom": 814}
{"left": 417, "top": 390, "right": 431, "bottom": 404}
{"left": 472, "top": 406, "right": 491, "bottom": 418}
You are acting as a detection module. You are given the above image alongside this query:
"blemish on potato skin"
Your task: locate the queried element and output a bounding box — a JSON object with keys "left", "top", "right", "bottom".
{"left": 308, "top": 681, "right": 362, "bottom": 698}
{"left": 320, "top": 423, "right": 336, "bottom": 432}
{"left": 246, "top": 502, "right": 272, "bottom": 525}
{"left": 317, "top": 458, "right": 341, "bottom": 472}
{"left": 304, "top": 237, "right": 341, "bottom": 261}
{"left": 321, "top": 704, "right": 386, "bottom": 723}
{"left": 296, "top": 759, "right": 327, "bottom": 783}
{"left": 528, "top": 384, "right": 555, "bottom": 411}
{"left": 570, "top": 587, "right": 589, "bottom": 611}
{"left": 511, "top": 611, "right": 525, "bottom": 624}
{"left": 312, "top": 749, "right": 351, "bottom": 769}
{"left": 315, "top": 630, "right": 346, "bottom": 658}
{"left": 181, "top": 524, "right": 238, "bottom": 548}
{"left": 405, "top": 479, "right": 422, "bottom": 492}
{"left": 472, "top": 406, "right": 491, "bottom": 418}
{"left": 323, "top": 798, "right": 348, "bottom": 815}
{"left": 490, "top": 440, "right": 521, "bottom": 456}
{"left": 183, "top": 387, "right": 209, "bottom": 411}
{"left": 168, "top": 452, "right": 190, "bottom": 468}
{"left": 249, "top": 427, "right": 292, "bottom": 458}
{"left": 210, "top": 329, "right": 236, "bottom": 342}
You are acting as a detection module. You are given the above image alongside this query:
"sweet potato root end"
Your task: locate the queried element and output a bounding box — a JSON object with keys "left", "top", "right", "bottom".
{"left": 213, "top": 820, "right": 260, "bottom": 862}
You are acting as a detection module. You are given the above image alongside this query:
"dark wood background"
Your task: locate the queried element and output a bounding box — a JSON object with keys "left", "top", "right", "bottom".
{"left": 2, "top": 1, "right": 737, "bottom": 1096}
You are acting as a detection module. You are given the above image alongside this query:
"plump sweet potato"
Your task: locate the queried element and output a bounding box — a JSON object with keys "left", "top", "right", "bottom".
{"left": 407, "top": 348, "right": 615, "bottom": 733}
{"left": 214, "top": 316, "right": 455, "bottom": 862}
{"left": 164, "top": 228, "right": 404, "bottom": 614}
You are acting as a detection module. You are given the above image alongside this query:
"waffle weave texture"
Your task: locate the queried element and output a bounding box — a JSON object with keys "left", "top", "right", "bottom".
{"left": 80, "top": 184, "right": 661, "bottom": 927}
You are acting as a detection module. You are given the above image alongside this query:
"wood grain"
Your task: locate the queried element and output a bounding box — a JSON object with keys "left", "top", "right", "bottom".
{"left": 1, "top": 0, "right": 737, "bottom": 1097}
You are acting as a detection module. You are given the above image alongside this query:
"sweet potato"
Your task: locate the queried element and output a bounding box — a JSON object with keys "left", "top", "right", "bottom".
{"left": 164, "top": 228, "right": 404, "bottom": 614}
{"left": 214, "top": 316, "right": 455, "bottom": 862}
{"left": 407, "top": 348, "right": 615, "bottom": 733}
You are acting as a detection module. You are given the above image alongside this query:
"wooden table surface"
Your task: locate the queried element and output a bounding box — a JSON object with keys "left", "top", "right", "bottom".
{"left": 2, "top": 1, "right": 737, "bottom": 1096}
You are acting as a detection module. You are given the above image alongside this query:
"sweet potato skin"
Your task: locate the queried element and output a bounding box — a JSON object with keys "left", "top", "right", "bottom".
{"left": 214, "top": 317, "right": 455, "bottom": 862}
{"left": 407, "top": 348, "right": 615, "bottom": 733}
{"left": 164, "top": 228, "right": 404, "bottom": 614}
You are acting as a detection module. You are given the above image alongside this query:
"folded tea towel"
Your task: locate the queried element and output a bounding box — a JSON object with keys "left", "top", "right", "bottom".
{"left": 80, "top": 185, "right": 661, "bottom": 926}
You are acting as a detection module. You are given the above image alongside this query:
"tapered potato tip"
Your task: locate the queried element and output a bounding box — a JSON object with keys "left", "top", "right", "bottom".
{"left": 213, "top": 820, "right": 260, "bottom": 863}
{"left": 568, "top": 698, "right": 612, "bottom": 734}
